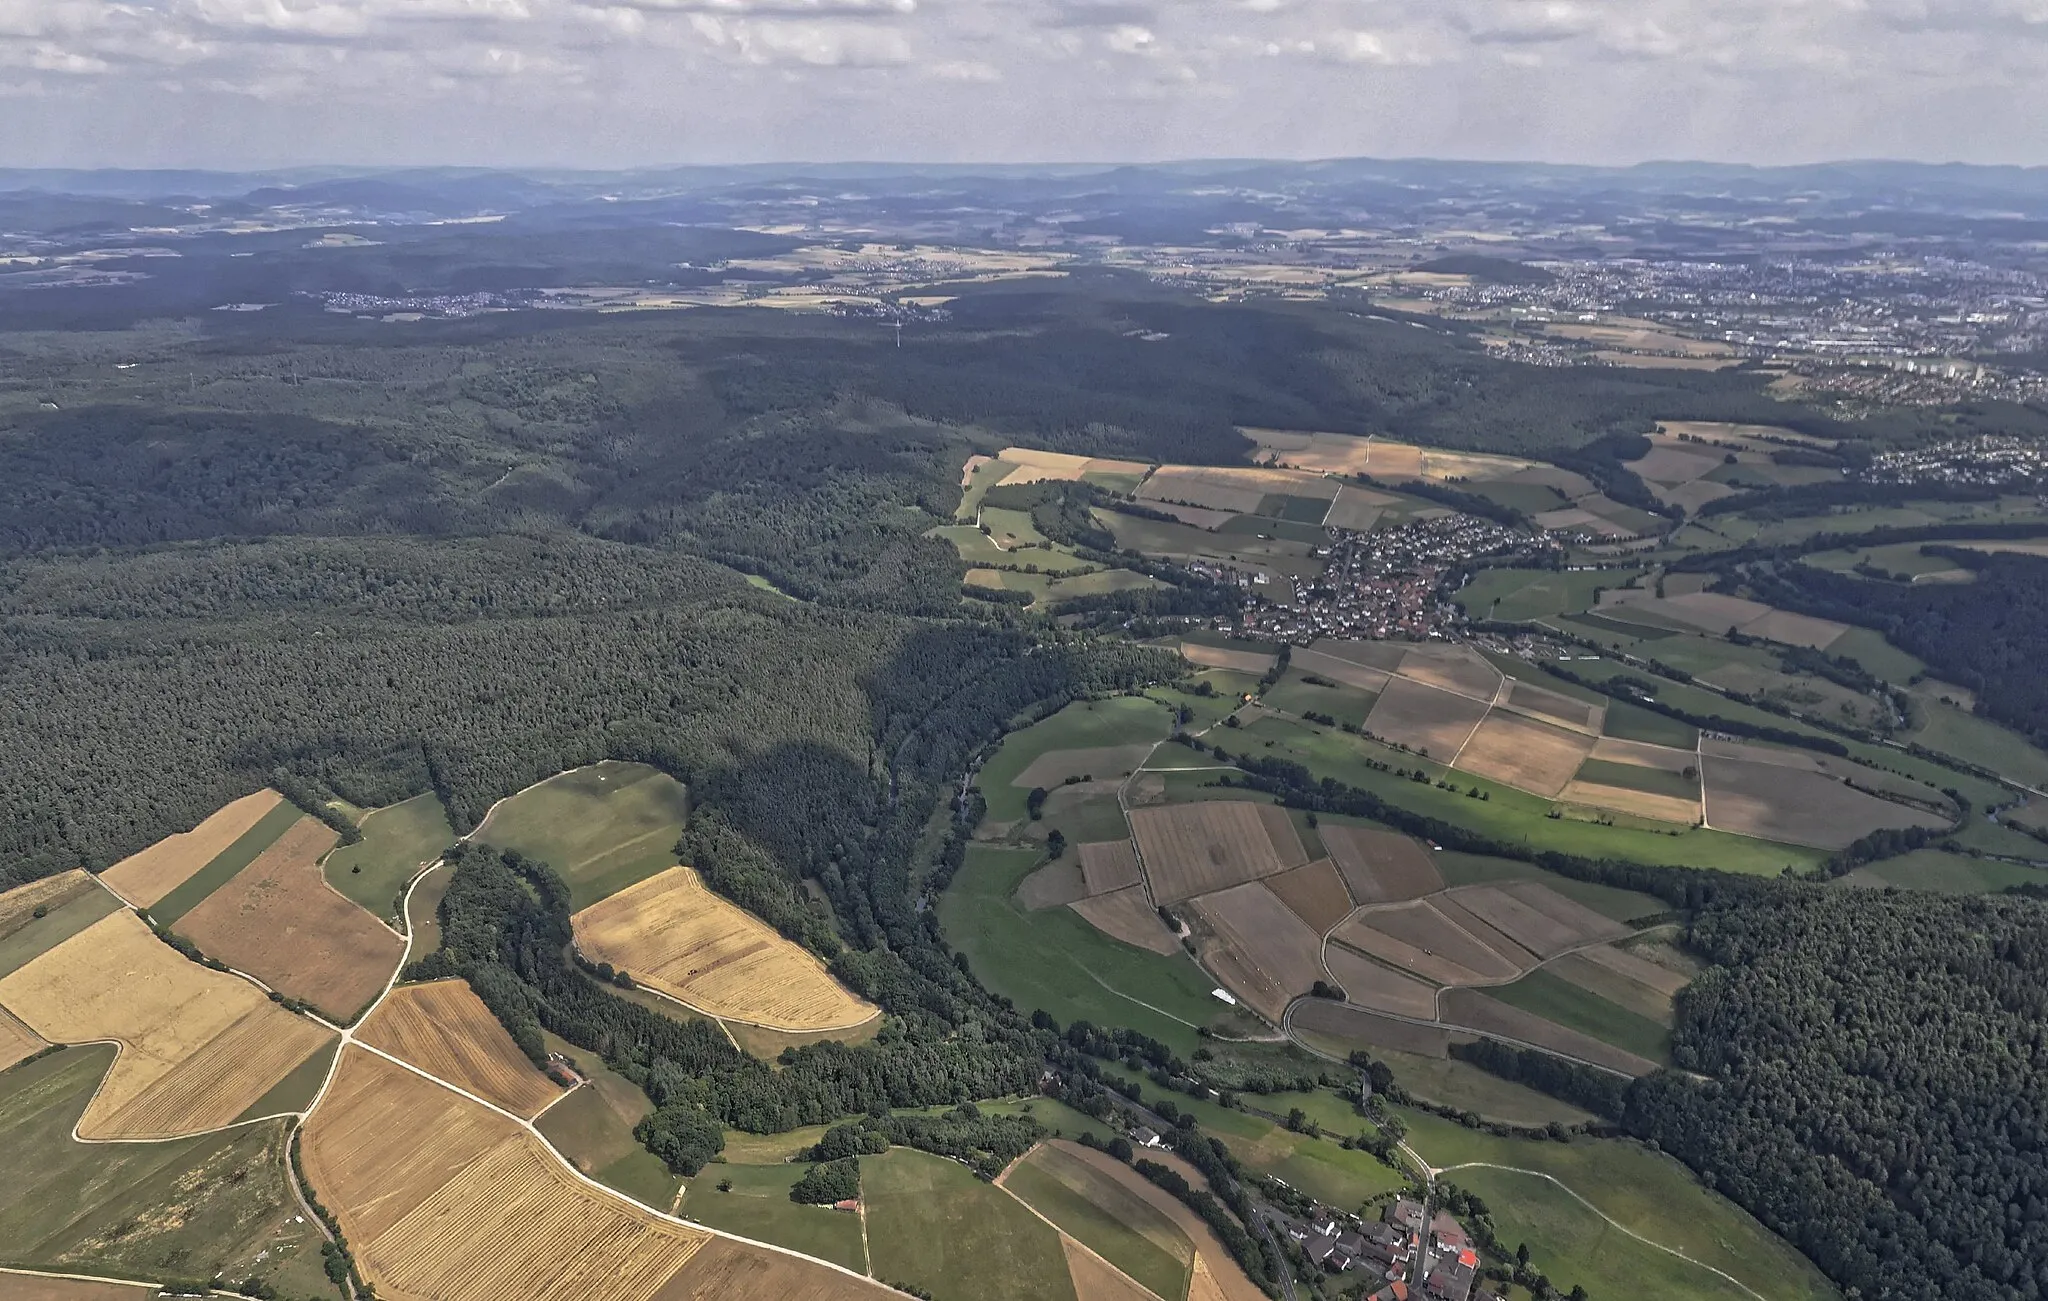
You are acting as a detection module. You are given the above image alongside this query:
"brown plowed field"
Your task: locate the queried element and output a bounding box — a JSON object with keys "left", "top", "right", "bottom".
{"left": 1439, "top": 990, "right": 1659, "bottom": 1076}
{"left": 1589, "top": 737, "right": 1699, "bottom": 772}
{"left": 573, "top": 867, "right": 878, "bottom": 1031}
{"left": 1130, "top": 802, "right": 1298, "bottom": 904}
{"left": 651, "top": 1237, "right": 887, "bottom": 1301}
{"left": 1362, "top": 677, "right": 1490, "bottom": 761}
{"left": 175, "top": 819, "right": 402, "bottom": 1022}
{"left": 1289, "top": 999, "right": 1459, "bottom": 1058}
{"left": 0, "top": 1279, "right": 157, "bottom": 1301}
{"left": 1338, "top": 902, "right": 1528, "bottom": 986}
{"left": 1574, "top": 942, "right": 1692, "bottom": 998}
{"left": 1305, "top": 639, "right": 1411, "bottom": 672}
{"left": 1425, "top": 895, "right": 1541, "bottom": 969}
{"left": 0, "top": 909, "right": 331, "bottom": 1138}
{"left": 1289, "top": 648, "right": 1392, "bottom": 693}
{"left": 1015, "top": 745, "right": 1157, "bottom": 790}
{"left": 1019, "top": 860, "right": 1091, "bottom": 910}
{"left": 1702, "top": 756, "right": 1946, "bottom": 849}
{"left": 1395, "top": 645, "right": 1502, "bottom": 701}
{"left": 305, "top": 1046, "right": 712, "bottom": 1301}
{"left": 1558, "top": 781, "right": 1702, "bottom": 825}
{"left": 1078, "top": 841, "right": 1143, "bottom": 895}
{"left": 100, "top": 789, "right": 285, "bottom": 908}
{"left": 1321, "top": 949, "right": 1438, "bottom": 1019}
{"left": 1505, "top": 680, "right": 1602, "bottom": 732}
{"left": 1319, "top": 825, "right": 1442, "bottom": 903}
{"left": 0, "top": 870, "right": 100, "bottom": 939}
{"left": 1263, "top": 859, "right": 1353, "bottom": 933}
{"left": 1070, "top": 887, "right": 1180, "bottom": 955}
{"left": 358, "top": 980, "right": 564, "bottom": 1118}
{"left": 0, "top": 1003, "right": 44, "bottom": 1071}
{"left": 1190, "top": 883, "right": 1324, "bottom": 1021}
{"left": 1442, "top": 883, "right": 1628, "bottom": 959}
{"left": 1547, "top": 951, "right": 1676, "bottom": 1023}
{"left": 1179, "top": 643, "right": 1278, "bottom": 674}
{"left": 1452, "top": 711, "right": 1595, "bottom": 798}
{"left": 1254, "top": 805, "right": 1309, "bottom": 868}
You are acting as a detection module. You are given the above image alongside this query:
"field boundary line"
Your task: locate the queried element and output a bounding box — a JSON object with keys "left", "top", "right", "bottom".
{"left": 1432, "top": 1162, "right": 1772, "bottom": 1301}
{"left": 992, "top": 1145, "right": 1172, "bottom": 1301}
{"left": 0, "top": 1264, "right": 164, "bottom": 1293}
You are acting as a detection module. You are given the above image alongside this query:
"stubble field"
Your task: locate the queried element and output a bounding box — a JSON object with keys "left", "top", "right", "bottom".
{"left": 358, "top": 980, "right": 564, "bottom": 1117}
{"left": 1131, "top": 801, "right": 1306, "bottom": 904}
{"left": 99, "top": 789, "right": 285, "bottom": 908}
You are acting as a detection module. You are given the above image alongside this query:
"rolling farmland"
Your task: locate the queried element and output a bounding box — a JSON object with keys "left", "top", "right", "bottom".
{"left": 357, "top": 980, "right": 564, "bottom": 1117}
{"left": 99, "top": 790, "right": 285, "bottom": 908}
{"left": 473, "top": 761, "right": 691, "bottom": 909}
{"left": 1131, "top": 801, "right": 1306, "bottom": 904}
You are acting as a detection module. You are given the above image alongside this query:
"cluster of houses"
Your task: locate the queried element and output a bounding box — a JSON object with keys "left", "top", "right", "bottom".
{"left": 1279, "top": 1197, "right": 1493, "bottom": 1301}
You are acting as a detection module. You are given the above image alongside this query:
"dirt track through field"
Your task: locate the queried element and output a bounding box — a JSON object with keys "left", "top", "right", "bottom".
{"left": 357, "top": 980, "right": 564, "bottom": 1118}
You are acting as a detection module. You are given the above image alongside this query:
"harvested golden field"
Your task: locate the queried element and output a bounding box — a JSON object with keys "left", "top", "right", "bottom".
{"left": 0, "top": 1279, "right": 157, "bottom": 1301}
{"left": 1440, "top": 989, "right": 1659, "bottom": 1077}
{"left": 1070, "top": 886, "right": 1181, "bottom": 955}
{"left": 1395, "top": 645, "right": 1503, "bottom": 701}
{"left": 573, "top": 867, "right": 878, "bottom": 1031}
{"left": 1627, "top": 443, "right": 1724, "bottom": 486}
{"left": 1336, "top": 902, "right": 1527, "bottom": 987}
{"left": 1590, "top": 737, "right": 1699, "bottom": 772}
{"left": 0, "top": 870, "right": 100, "bottom": 939}
{"left": 305, "top": 1047, "right": 712, "bottom": 1301}
{"left": 1598, "top": 591, "right": 1849, "bottom": 650}
{"left": 1019, "top": 860, "right": 1092, "bottom": 910}
{"left": 652, "top": 1237, "right": 888, "bottom": 1301}
{"left": 1442, "top": 883, "right": 1629, "bottom": 959}
{"left": 1138, "top": 465, "right": 1337, "bottom": 515}
{"left": 1322, "top": 948, "right": 1439, "bottom": 1019}
{"left": 1319, "top": 825, "right": 1442, "bottom": 903}
{"left": 1130, "top": 802, "right": 1303, "bottom": 904}
{"left": 1078, "top": 840, "right": 1143, "bottom": 895}
{"left": 1453, "top": 711, "right": 1595, "bottom": 798}
{"left": 1505, "top": 680, "right": 1602, "bottom": 733}
{"left": 1558, "top": 781, "right": 1702, "bottom": 825}
{"left": 1323, "top": 487, "right": 1388, "bottom": 532}
{"left": 1362, "top": 677, "right": 1490, "bottom": 761}
{"left": 1190, "top": 882, "right": 1325, "bottom": 1022}
{"left": 1303, "top": 639, "right": 1410, "bottom": 672}
{"left": 1015, "top": 744, "right": 1156, "bottom": 790}
{"left": 1263, "top": 859, "right": 1353, "bottom": 933}
{"left": 174, "top": 818, "right": 403, "bottom": 1022}
{"left": 1179, "top": 642, "right": 1278, "bottom": 674}
{"left": 0, "top": 1003, "right": 44, "bottom": 1071}
{"left": 996, "top": 447, "right": 1153, "bottom": 486}
{"left": 0, "top": 909, "right": 331, "bottom": 1138}
{"left": 1289, "top": 646, "right": 1392, "bottom": 693}
{"left": 100, "top": 789, "right": 285, "bottom": 908}
{"left": 358, "top": 980, "right": 563, "bottom": 1118}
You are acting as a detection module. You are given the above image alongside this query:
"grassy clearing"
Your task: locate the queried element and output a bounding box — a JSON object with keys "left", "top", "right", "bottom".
{"left": 1457, "top": 568, "right": 1639, "bottom": 622}
{"left": 1804, "top": 541, "right": 1972, "bottom": 580}
{"left": 1233, "top": 712, "right": 1816, "bottom": 875}
{"left": 1588, "top": 697, "right": 1700, "bottom": 749}
{"left": 404, "top": 861, "right": 453, "bottom": 956}
{"left": 1827, "top": 627, "right": 1926, "bottom": 685}
{"left": 473, "top": 760, "right": 690, "bottom": 909}
{"left": 865, "top": 1147, "right": 1078, "bottom": 1301}
{"left": 1908, "top": 697, "right": 2048, "bottom": 788}
{"left": 1398, "top": 1108, "right": 1836, "bottom": 1301}
{"left": 1576, "top": 759, "right": 1699, "bottom": 801}
{"left": 1260, "top": 667, "right": 1382, "bottom": 723}
{"left": 323, "top": 792, "right": 455, "bottom": 917}
{"left": 1844, "top": 850, "right": 2048, "bottom": 894}
{"left": 0, "top": 1046, "right": 335, "bottom": 1293}
{"left": 1148, "top": 676, "right": 1260, "bottom": 731}
{"left": 0, "top": 884, "right": 121, "bottom": 980}
{"left": 1484, "top": 969, "right": 1672, "bottom": 1062}
{"left": 958, "top": 456, "right": 1016, "bottom": 519}
{"left": 977, "top": 697, "right": 1172, "bottom": 824}
{"left": 534, "top": 1030, "right": 659, "bottom": 1193}
{"left": 679, "top": 1161, "right": 869, "bottom": 1273}
{"left": 1004, "top": 1146, "right": 1193, "bottom": 1301}
{"left": 149, "top": 799, "right": 303, "bottom": 925}
{"left": 939, "top": 845, "right": 1221, "bottom": 1057}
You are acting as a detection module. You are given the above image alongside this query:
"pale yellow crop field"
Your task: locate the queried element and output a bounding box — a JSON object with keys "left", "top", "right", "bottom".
{"left": 100, "top": 789, "right": 285, "bottom": 907}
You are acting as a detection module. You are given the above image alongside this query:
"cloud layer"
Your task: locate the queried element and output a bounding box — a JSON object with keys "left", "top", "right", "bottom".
{"left": 1, "top": 0, "right": 2043, "bottom": 167}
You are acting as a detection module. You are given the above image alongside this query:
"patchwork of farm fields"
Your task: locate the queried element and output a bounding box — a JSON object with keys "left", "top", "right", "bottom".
{"left": 99, "top": 789, "right": 286, "bottom": 909}
{"left": 474, "top": 761, "right": 691, "bottom": 909}
{"left": 323, "top": 791, "right": 456, "bottom": 916}
{"left": 865, "top": 1146, "right": 1078, "bottom": 1301}
{"left": 359, "top": 979, "right": 565, "bottom": 1116}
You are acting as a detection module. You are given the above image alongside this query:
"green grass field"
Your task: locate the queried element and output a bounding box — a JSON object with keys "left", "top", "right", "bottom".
{"left": 957, "top": 456, "right": 1015, "bottom": 519}
{"left": 150, "top": 798, "right": 305, "bottom": 924}
{"left": 1259, "top": 667, "right": 1381, "bottom": 723}
{"left": 1951, "top": 816, "right": 2048, "bottom": 861}
{"left": 1907, "top": 696, "right": 2048, "bottom": 788}
{"left": 1456, "top": 567, "right": 1641, "bottom": 622}
{"left": 1827, "top": 626, "right": 1926, "bottom": 685}
{"left": 1592, "top": 697, "right": 1700, "bottom": 749}
{"left": 0, "top": 1046, "right": 337, "bottom": 1294}
{"left": 1398, "top": 1109, "right": 1836, "bottom": 1301}
{"left": 534, "top": 1030, "right": 663, "bottom": 1198}
{"left": 1299, "top": 1042, "right": 1594, "bottom": 1129}
{"left": 473, "top": 760, "right": 690, "bottom": 909}
{"left": 1803, "top": 541, "right": 1974, "bottom": 581}
{"left": 975, "top": 697, "right": 1173, "bottom": 824}
{"left": 0, "top": 883, "right": 122, "bottom": 979}
{"left": 1844, "top": 849, "right": 2048, "bottom": 895}
{"left": 1484, "top": 969, "right": 1672, "bottom": 1062}
{"left": 1235, "top": 713, "right": 1817, "bottom": 875}
{"left": 323, "top": 792, "right": 455, "bottom": 918}
{"left": 678, "top": 1161, "right": 869, "bottom": 1273}
{"left": 1003, "top": 1144, "right": 1193, "bottom": 1301}
{"left": 234, "top": 1037, "right": 339, "bottom": 1122}
{"left": 939, "top": 845, "right": 1222, "bottom": 1056}
{"left": 930, "top": 524, "right": 1100, "bottom": 572}
{"left": 1575, "top": 758, "right": 1700, "bottom": 801}
{"left": 865, "top": 1147, "right": 1077, "bottom": 1301}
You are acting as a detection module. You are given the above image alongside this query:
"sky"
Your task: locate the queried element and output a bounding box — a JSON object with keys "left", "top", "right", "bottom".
{"left": 1, "top": 0, "right": 2045, "bottom": 170}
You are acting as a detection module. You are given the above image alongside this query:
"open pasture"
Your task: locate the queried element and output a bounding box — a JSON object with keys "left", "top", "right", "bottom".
{"left": 1439, "top": 989, "right": 1659, "bottom": 1076}
{"left": 1322, "top": 948, "right": 1439, "bottom": 1019}
{"left": 1362, "top": 677, "right": 1490, "bottom": 761}
{"left": 1599, "top": 590, "right": 1849, "bottom": 650}
{"left": 1289, "top": 998, "right": 1461, "bottom": 1059}
{"left": 1016, "top": 744, "right": 1155, "bottom": 791}
{"left": 674, "top": 1161, "right": 868, "bottom": 1273}
{"left": 1319, "top": 824, "right": 1442, "bottom": 903}
{"left": 1262, "top": 859, "right": 1353, "bottom": 933}
{"left": 359, "top": 979, "right": 564, "bottom": 1117}
{"left": 573, "top": 866, "right": 877, "bottom": 1032}
{"left": 1130, "top": 801, "right": 1304, "bottom": 904}
{"left": 1702, "top": 754, "right": 1947, "bottom": 849}
{"left": 1079, "top": 840, "right": 1143, "bottom": 895}
{"left": 1395, "top": 644, "right": 1502, "bottom": 700}
{"left": 865, "top": 1146, "right": 1078, "bottom": 1301}
{"left": 1485, "top": 968, "right": 1672, "bottom": 1061}
{"left": 323, "top": 792, "right": 457, "bottom": 916}
{"left": 303, "top": 1046, "right": 716, "bottom": 1301}
{"left": 1289, "top": 646, "right": 1393, "bottom": 692}
{"left": 176, "top": 816, "right": 402, "bottom": 1022}
{"left": 1547, "top": 950, "right": 1680, "bottom": 1023}
{"left": 1020, "top": 859, "right": 1092, "bottom": 910}
{"left": 1505, "top": 679, "right": 1603, "bottom": 731}
{"left": 474, "top": 761, "right": 691, "bottom": 909}
{"left": 1002, "top": 1140, "right": 1195, "bottom": 1301}
{"left": 0, "top": 870, "right": 101, "bottom": 939}
{"left": 1178, "top": 642, "right": 1277, "bottom": 674}
{"left": 1441, "top": 882, "right": 1629, "bottom": 959}
{"left": 1070, "top": 886, "right": 1182, "bottom": 955}
{"left": 1189, "top": 882, "right": 1325, "bottom": 1021}
{"left": 1335, "top": 901, "right": 1528, "bottom": 987}
{"left": 99, "top": 789, "right": 285, "bottom": 908}
{"left": 1452, "top": 710, "right": 1595, "bottom": 798}
{"left": 979, "top": 697, "right": 1172, "bottom": 823}
{"left": 0, "top": 909, "right": 332, "bottom": 1138}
